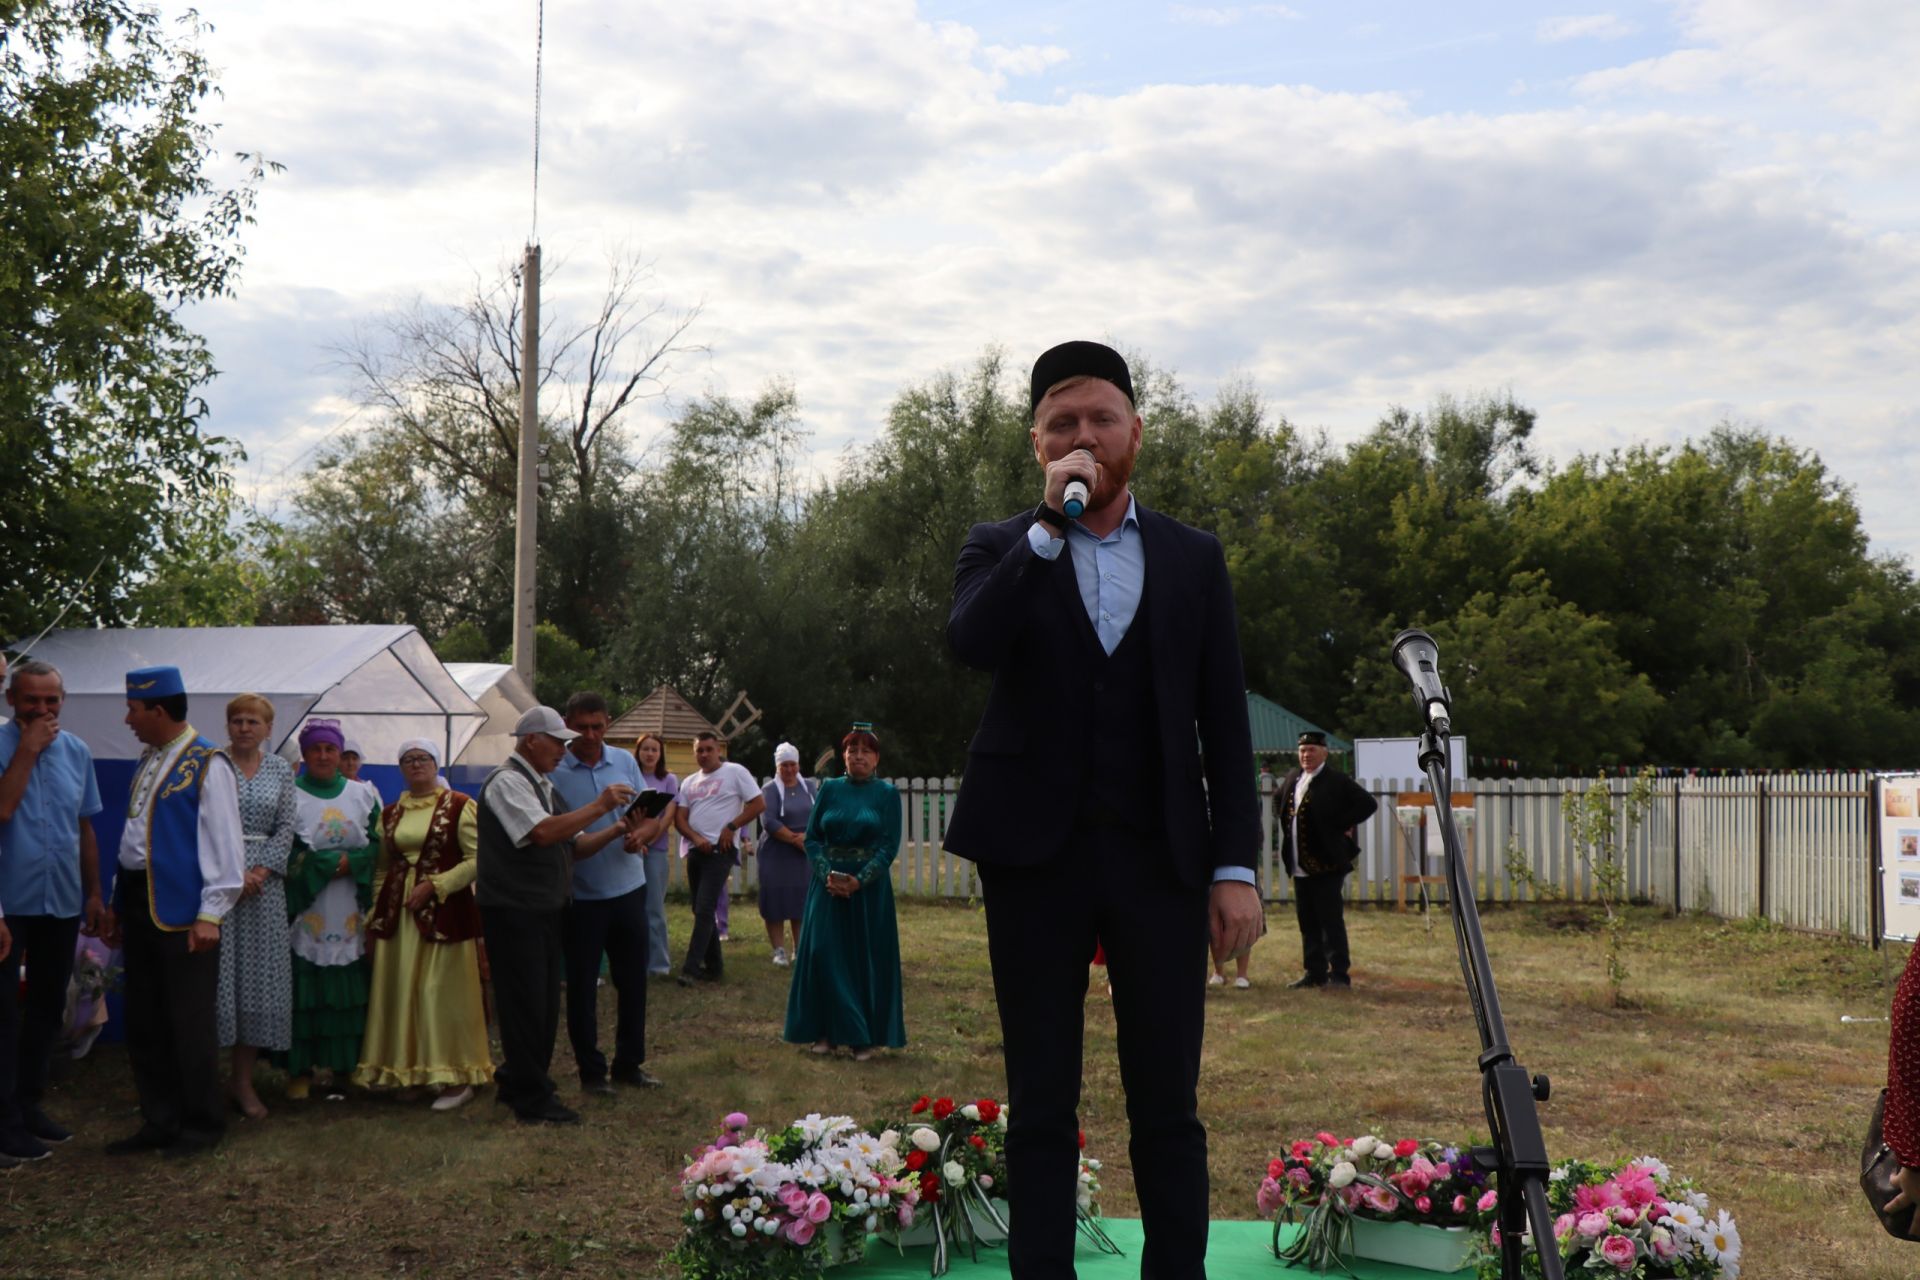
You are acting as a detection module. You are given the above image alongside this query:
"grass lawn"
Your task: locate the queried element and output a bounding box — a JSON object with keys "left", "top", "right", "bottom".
{"left": 0, "top": 898, "right": 1905, "bottom": 1278}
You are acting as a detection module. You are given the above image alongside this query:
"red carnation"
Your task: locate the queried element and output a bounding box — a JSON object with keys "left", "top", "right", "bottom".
{"left": 1268, "top": 1158, "right": 1287, "bottom": 1179}
{"left": 970, "top": 1135, "right": 987, "bottom": 1150}
{"left": 1394, "top": 1139, "right": 1419, "bottom": 1158}
{"left": 1315, "top": 1131, "right": 1339, "bottom": 1148}
{"left": 1291, "top": 1140, "right": 1314, "bottom": 1159}
{"left": 975, "top": 1098, "right": 1001, "bottom": 1123}
{"left": 905, "top": 1150, "right": 927, "bottom": 1171}
{"left": 911, "top": 1096, "right": 931, "bottom": 1115}
{"left": 932, "top": 1097, "right": 956, "bottom": 1119}
{"left": 1077, "top": 1130, "right": 1086, "bottom": 1149}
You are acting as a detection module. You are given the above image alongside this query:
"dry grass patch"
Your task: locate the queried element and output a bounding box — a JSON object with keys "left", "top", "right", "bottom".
{"left": 0, "top": 899, "right": 1910, "bottom": 1277}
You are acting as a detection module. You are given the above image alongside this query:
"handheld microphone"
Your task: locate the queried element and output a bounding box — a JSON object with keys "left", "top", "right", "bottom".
{"left": 1062, "top": 449, "right": 1093, "bottom": 518}
{"left": 1390, "top": 628, "right": 1452, "bottom": 736}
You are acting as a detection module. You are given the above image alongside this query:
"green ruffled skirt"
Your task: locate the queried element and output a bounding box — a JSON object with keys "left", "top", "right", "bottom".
{"left": 287, "top": 955, "right": 369, "bottom": 1076}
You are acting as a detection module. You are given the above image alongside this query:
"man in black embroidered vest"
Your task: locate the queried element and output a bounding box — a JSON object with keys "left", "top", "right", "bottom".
{"left": 946, "top": 341, "right": 1265, "bottom": 1278}
{"left": 1275, "top": 731, "right": 1378, "bottom": 990}
{"left": 476, "top": 706, "right": 635, "bottom": 1124}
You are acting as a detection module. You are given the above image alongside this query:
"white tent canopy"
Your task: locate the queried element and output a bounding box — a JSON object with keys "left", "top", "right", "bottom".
{"left": 13, "top": 625, "right": 487, "bottom": 764}
{"left": 444, "top": 661, "right": 538, "bottom": 767}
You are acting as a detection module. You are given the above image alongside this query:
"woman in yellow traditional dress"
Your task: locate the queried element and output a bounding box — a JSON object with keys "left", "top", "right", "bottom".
{"left": 353, "top": 738, "right": 492, "bottom": 1110}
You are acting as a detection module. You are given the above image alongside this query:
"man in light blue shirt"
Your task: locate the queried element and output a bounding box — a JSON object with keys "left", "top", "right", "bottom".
{"left": 550, "top": 692, "right": 664, "bottom": 1094}
{"left": 0, "top": 659, "right": 105, "bottom": 1164}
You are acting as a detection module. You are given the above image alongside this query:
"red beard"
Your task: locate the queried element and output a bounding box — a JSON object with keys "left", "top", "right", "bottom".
{"left": 1086, "top": 444, "right": 1137, "bottom": 512}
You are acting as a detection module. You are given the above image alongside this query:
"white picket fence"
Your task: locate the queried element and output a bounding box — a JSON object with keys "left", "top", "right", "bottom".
{"left": 664, "top": 772, "right": 1881, "bottom": 944}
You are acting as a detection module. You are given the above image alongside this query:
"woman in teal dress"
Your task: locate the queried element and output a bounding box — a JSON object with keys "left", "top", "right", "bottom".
{"left": 782, "top": 724, "right": 906, "bottom": 1060}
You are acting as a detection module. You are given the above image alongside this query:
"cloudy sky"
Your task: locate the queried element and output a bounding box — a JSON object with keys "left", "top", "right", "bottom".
{"left": 185, "top": 0, "right": 1920, "bottom": 561}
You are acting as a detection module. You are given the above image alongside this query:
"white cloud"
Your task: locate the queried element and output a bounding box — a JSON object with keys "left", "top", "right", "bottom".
{"left": 983, "top": 43, "right": 1069, "bottom": 76}
{"left": 1167, "top": 4, "right": 1301, "bottom": 27}
{"left": 184, "top": 0, "right": 1920, "bottom": 564}
{"left": 1537, "top": 14, "right": 1639, "bottom": 43}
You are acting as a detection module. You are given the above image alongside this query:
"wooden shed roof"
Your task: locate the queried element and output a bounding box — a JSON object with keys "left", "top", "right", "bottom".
{"left": 608, "top": 683, "right": 720, "bottom": 742}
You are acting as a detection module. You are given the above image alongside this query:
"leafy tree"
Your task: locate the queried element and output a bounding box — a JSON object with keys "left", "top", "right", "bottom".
{"left": 1344, "top": 571, "right": 1662, "bottom": 767}
{"left": 1, "top": 0, "right": 273, "bottom": 636}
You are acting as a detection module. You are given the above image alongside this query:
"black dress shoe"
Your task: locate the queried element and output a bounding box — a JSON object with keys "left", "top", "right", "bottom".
{"left": 674, "top": 973, "right": 698, "bottom": 988}
{"left": 25, "top": 1107, "right": 72, "bottom": 1144}
{"left": 516, "top": 1099, "right": 581, "bottom": 1125}
{"left": 1286, "top": 974, "right": 1327, "bottom": 989}
{"left": 0, "top": 1128, "right": 50, "bottom": 1162}
{"left": 582, "top": 1078, "right": 616, "bottom": 1097}
{"left": 611, "top": 1066, "right": 663, "bottom": 1088}
{"left": 104, "top": 1127, "right": 175, "bottom": 1156}
{"left": 1326, "top": 975, "right": 1352, "bottom": 989}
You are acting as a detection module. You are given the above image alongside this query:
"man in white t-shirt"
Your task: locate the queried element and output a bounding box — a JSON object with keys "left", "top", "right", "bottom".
{"left": 670, "top": 732, "right": 764, "bottom": 986}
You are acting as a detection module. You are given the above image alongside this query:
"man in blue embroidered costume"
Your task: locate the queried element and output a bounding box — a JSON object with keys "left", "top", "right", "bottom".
{"left": 0, "top": 659, "right": 107, "bottom": 1165}
{"left": 946, "top": 341, "right": 1265, "bottom": 1278}
{"left": 105, "top": 665, "right": 245, "bottom": 1158}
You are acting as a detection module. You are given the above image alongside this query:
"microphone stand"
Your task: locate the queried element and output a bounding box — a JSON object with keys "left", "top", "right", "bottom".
{"left": 1415, "top": 728, "right": 1565, "bottom": 1280}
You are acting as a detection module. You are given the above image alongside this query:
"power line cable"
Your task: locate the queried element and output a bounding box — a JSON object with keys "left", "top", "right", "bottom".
{"left": 530, "top": 0, "right": 544, "bottom": 242}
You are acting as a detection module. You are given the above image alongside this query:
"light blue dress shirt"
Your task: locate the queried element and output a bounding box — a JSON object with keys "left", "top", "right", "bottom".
{"left": 0, "top": 723, "right": 105, "bottom": 918}
{"left": 1027, "top": 498, "right": 1254, "bottom": 887}
{"left": 551, "top": 744, "right": 647, "bottom": 901}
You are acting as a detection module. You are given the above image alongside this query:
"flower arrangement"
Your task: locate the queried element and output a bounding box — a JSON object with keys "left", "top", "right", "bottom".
{"left": 668, "top": 1111, "right": 922, "bottom": 1280}
{"left": 872, "top": 1093, "right": 1118, "bottom": 1275}
{"left": 1258, "top": 1131, "right": 1491, "bottom": 1272}
{"left": 1472, "top": 1157, "right": 1741, "bottom": 1280}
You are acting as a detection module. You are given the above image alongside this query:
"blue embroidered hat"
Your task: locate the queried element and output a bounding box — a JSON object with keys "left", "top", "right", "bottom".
{"left": 125, "top": 665, "right": 185, "bottom": 699}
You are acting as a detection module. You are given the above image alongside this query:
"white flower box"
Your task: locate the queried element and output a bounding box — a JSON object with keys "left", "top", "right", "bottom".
{"left": 890, "top": 1199, "right": 1011, "bottom": 1248}
{"left": 1346, "top": 1218, "right": 1475, "bottom": 1273}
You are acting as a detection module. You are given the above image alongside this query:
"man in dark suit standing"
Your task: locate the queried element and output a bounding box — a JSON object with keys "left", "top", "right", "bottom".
{"left": 1274, "top": 731, "right": 1379, "bottom": 990}
{"left": 946, "top": 340, "right": 1264, "bottom": 1279}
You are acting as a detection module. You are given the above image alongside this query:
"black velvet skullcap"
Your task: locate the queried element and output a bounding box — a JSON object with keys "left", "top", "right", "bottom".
{"left": 1029, "top": 341, "right": 1135, "bottom": 415}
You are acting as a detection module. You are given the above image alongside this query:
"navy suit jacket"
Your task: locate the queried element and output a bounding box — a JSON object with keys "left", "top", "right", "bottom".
{"left": 943, "top": 501, "right": 1260, "bottom": 889}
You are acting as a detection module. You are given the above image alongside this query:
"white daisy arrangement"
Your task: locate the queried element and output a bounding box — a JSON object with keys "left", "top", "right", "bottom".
{"left": 1474, "top": 1156, "right": 1741, "bottom": 1279}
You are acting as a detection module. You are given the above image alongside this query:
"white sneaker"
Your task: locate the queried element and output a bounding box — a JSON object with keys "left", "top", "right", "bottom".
{"left": 431, "top": 1086, "right": 475, "bottom": 1112}
{"left": 1207, "top": 972, "right": 1225, "bottom": 986}
{"left": 771, "top": 948, "right": 789, "bottom": 967}
{"left": 1234, "top": 977, "right": 1251, "bottom": 989}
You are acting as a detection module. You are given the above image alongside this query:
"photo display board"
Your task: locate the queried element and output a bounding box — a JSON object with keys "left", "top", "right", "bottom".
{"left": 1880, "top": 773, "right": 1920, "bottom": 943}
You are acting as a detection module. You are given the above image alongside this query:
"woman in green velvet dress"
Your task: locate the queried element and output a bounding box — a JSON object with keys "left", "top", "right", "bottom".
{"left": 782, "top": 725, "right": 906, "bottom": 1060}
{"left": 283, "top": 720, "right": 380, "bottom": 1099}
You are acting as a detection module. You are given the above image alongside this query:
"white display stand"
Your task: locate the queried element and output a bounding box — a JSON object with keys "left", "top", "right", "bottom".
{"left": 1879, "top": 773, "right": 1920, "bottom": 944}
{"left": 1354, "top": 735, "right": 1468, "bottom": 783}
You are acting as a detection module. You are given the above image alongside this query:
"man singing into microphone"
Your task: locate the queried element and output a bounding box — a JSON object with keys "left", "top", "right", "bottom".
{"left": 946, "top": 340, "right": 1263, "bottom": 1278}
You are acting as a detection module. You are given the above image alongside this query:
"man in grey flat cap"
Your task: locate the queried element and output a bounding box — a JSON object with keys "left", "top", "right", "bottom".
{"left": 475, "top": 706, "right": 635, "bottom": 1125}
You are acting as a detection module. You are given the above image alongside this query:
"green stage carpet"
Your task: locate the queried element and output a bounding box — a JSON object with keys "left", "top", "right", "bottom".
{"left": 851, "top": 1219, "right": 1469, "bottom": 1278}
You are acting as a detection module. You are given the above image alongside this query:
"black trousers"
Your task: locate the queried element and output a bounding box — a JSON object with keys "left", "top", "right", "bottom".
{"left": 680, "top": 849, "right": 732, "bottom": 979}
{"left": 1291, "top": 872, "right": 1350, "bottom": 981}
{"left": 978, "top": 827, "right": 1211, "bottom": 1280}
{"left": 0, "top": 913, "right": 80, "bottom": 1136}
{"left": 115, "top": 873, "right": 224, "bottom": 1145}
{"left": 563, "top": 886, "right": 648, "bottom": 1083}
{"left": 480, "top": 904, "right": 564, "bottom": 1114}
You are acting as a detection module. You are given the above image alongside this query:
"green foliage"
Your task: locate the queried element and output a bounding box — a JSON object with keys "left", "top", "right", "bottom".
{"left": 1, "top": 0, "right": 274, "bottom": 636}
{"left": 1561, "top": 767, "right": 1656, "bottom": 1006}
{"left": 245, "top": 320, "right": 1920, "bottom": 773}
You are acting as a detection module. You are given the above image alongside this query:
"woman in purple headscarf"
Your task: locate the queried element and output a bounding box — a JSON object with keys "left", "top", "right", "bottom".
{"left": 283, "top": 720, "right": 381, "bottom": 1099}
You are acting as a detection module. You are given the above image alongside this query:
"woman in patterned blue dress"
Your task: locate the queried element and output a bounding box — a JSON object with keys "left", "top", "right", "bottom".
{"left": 216, "top": 694, "right": 296, "bottom": 1120}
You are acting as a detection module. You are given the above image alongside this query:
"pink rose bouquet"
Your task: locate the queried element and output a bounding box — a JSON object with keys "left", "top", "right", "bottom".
{"left": 1258, "top": 1131, "right": 1493, "bottom": 1271}
{"left": 1472, "top": 1156, "right": 1741, "bottom": 1280}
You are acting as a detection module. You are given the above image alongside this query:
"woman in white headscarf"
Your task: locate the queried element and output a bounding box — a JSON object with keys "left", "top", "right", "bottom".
{"left": 754, "top": 742, "right": 814, "bottom": 967}
{"left": 352, "top": 737, "right": 492, "bottom": 1109}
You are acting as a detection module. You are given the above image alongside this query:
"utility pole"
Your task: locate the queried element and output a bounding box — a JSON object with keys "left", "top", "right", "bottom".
{"left": 512, "top": 242, "right": 540, "bottom": 689}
